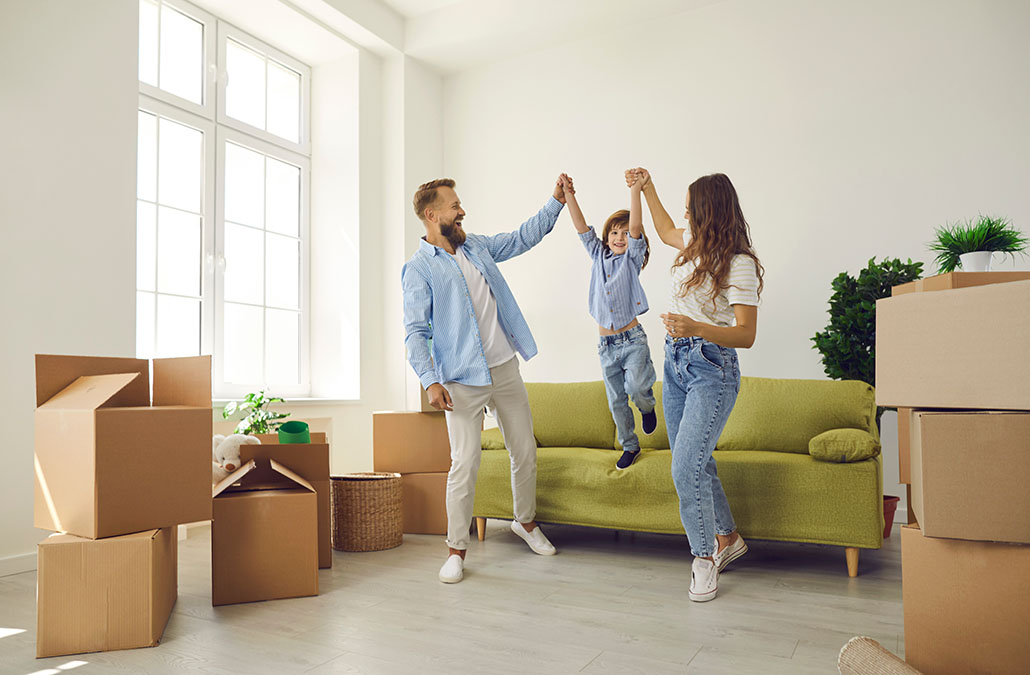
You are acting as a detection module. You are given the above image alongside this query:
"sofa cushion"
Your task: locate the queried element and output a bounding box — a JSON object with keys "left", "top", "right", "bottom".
{"left": 809, "top": 428, "right": 881, "bottom": 463}
{"left": 717, "top": 377, "right": 877, "bottom": 453}
{"left": 524, "top": 381, "right": 615, "bottom": 449}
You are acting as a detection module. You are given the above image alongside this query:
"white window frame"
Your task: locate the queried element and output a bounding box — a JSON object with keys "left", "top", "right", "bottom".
{"left": 138, "top": 0, "right": 312, "bottom": 398}
{"left": 214, "top": 127, "right": 311, "bottom": 399}
{"left": 217, "top": 21, "right": 312, "bottom": 156}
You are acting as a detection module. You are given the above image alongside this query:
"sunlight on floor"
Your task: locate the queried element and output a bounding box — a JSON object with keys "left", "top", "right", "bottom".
{"left": 0, "top": 627, "right": 26, "bottom": 639}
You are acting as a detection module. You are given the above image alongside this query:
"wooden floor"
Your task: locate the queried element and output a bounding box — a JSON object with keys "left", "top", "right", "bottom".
{"left": 0, "top": 521, "right": 904, "bottom": 674}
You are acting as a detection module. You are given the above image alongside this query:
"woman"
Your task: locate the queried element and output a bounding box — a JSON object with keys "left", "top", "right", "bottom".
{"left": 627, "top": 167, "right": 764, "bottom": 602}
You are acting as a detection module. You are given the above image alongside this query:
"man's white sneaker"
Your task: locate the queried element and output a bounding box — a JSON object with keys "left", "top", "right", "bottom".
{"left": 439, "top": 554, "right": 464, "bottom": 583}
{"left": 510, "top": 521, "right": 557, "bottom": 555}
{"left": 689, "top": 557, "right": 718, "bottom": 602}
{"left": 714, "top": 535, "right": 748, "bottom": 572}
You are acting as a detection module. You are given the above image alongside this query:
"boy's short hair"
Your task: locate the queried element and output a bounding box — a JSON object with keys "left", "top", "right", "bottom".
{"left": 413, "top": 178, "right": 456, "bottom": 221}
{"left": 601, "top": 209, "right": 650, "bottom": 269}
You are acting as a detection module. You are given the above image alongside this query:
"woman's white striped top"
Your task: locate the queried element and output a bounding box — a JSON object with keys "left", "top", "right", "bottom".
{"left": 669, "top": 230, "right": 760, "bottom": 327}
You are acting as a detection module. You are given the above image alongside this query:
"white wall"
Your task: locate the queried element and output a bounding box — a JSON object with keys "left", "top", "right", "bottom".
{"left": 440, "top": 0, "right": 1030, "bottom": 520}
{"left": 0, "top": 0, "right": 139, "bottom": 573}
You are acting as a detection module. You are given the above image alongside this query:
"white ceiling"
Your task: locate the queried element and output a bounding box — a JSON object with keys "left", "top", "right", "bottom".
{"left": 386, "top": 0, "right": 725, "bottom": 73}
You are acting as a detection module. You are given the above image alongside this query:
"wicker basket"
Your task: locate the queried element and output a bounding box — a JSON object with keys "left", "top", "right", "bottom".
{"left": 330, "top": 472, "right": 403, "bottom": 552}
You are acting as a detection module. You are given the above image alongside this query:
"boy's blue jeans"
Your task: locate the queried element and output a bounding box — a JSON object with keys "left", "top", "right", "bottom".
{"left": 663, "top": 335, "right": 740, "bottom": 557}
{"left": 598, "top": 324, "right": 657, "bottom": 453}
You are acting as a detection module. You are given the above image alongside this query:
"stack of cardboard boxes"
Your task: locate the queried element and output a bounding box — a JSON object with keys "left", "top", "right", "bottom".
{"left": 876, "top": 273, "right": 1030, "bottom": 674}
{"left": 34, "top": 355, "right": 213, "bottom": 659}
{"left": 372, "top": 389, "right": 452, "bottom": 535}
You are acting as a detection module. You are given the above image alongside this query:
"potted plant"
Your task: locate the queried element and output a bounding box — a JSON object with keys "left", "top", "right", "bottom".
{"left": 929, "top": 215, "right": 1028, "bottom": 273}
{"left": 811, "top": 257, "right": 924, "bottom": 425}
{"left": 222, "top": 390, "right": 291, "bottom": 435}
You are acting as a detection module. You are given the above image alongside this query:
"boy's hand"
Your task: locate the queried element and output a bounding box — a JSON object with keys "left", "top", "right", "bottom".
{"left": 625, "top": 167, "right": 651, "bottom": 189}
{"left": 553, "top": 173, "right": 571, "bottom": 204}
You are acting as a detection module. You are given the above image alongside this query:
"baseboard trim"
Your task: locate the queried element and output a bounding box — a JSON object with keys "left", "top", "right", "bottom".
{"left": 0, "top": 551, "right": 37, "bottom": 578}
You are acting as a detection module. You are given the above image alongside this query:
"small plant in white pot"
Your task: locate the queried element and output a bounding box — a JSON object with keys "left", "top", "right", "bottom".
{"left": 929, "top": 215, "right": 1027, "bottom": 273}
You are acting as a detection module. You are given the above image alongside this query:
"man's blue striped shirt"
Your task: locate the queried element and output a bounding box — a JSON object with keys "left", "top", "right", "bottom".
{"left": 402, "top": 197, "right": 564, "bottom": 388}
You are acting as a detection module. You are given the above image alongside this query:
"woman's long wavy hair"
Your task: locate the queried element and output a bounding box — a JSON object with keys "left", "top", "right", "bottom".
{"left": 674, "top": 173, "right": 764, "bottom": 309}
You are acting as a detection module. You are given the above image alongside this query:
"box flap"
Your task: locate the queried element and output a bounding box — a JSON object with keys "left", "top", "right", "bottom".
{"left": 153, "top": 356, "right": 211, "bottom": 407}
{"left": 38, "top": 373, "right": 141, "bottom": 411}
{"left": 35, "top": 354, "right": 150, "bottom": 408}
{"left": 212, "top": 459, "right": 258, "bottom": 498}
{"left": 270, "top": 459, "right": 316, "bottom": 492}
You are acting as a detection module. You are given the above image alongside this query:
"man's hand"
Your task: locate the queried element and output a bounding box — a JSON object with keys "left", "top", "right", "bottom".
{"left": 553, "top": 173, "right": 572, "bottom": 204}
{"left": 426, "top": 383, "right": 454, "bottom": 411}
{"left": 661, "top": 312, "right": 702, "bottom": 339}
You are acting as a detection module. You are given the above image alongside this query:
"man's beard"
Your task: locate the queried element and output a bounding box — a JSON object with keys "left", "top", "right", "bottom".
{"left": 440, "top": 220, "right": 466, "bottom": 249}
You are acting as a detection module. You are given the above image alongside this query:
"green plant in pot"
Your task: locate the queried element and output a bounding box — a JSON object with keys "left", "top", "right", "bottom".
{"left": 222, "top": 390, "right": 291, "bottom": 435}
{"left": 812, "top": 257, "right": 923, "bottom": 425}
{"left": 929, "top": 215, "right": 1027, "bottom": 273}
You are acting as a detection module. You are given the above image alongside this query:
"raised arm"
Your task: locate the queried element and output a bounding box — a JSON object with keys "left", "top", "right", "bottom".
{"left": 626, "top": 168, "right": 686, "bottom": 250}
{"left": 628, "top": 173, "right": 644, "bottom": 240}
{"left": 562, "top": 174, "right": 590, "bottom": 234}
{"left": 480, "top": 175, "right": 565, "bottom": 262}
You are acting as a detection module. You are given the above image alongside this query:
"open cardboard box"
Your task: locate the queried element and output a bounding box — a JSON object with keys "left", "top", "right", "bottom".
{"left": 211, "top": 459, "right": 318, "bottom": 606}
{"left": 34, "top": 354, "right": 212, "bottom": 539}
{"left": 875, "top": 279, "right": 1030, "bottom": 410}
{"left": 36, "top": 527, "right": 177, "bottom": 658}
{"left": 241, "top": 433, "right": 331, "bottom": 569}
{"left": 902, "top": 525, "right": 1030, "bottom": 674}
{"left": 909, "top": 410, "right": 1030, "bottom": 544}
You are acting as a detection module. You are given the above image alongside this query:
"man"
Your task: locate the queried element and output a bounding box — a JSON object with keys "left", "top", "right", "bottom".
{"left": 402, "top": 175, "right": 569, "bottom": 583}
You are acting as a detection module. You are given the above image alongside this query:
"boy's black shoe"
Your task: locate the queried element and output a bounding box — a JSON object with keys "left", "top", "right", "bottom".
{"left": 616, "top": 449, "right": 640, "bottom": 470}
{"left": 641, "top": 410, "right": 658, "bottom": 435}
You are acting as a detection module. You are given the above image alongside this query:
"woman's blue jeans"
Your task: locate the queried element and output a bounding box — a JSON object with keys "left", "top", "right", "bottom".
{"left": 663, "top": 335, "right": 740, "bottom": 557}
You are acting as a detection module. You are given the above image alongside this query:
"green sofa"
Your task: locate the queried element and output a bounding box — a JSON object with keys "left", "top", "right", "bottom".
{"left": 474, "top": 377, "right": 883, "bottom": 576}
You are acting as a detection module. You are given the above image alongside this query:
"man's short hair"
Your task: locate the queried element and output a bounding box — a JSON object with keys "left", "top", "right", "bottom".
{"left": 413, "top": 178, "right": 456, "bottom": 221}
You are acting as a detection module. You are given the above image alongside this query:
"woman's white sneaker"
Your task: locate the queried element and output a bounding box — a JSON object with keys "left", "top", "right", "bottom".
{"left": 714, "top": 535, "right": 748, "bottom": 572}
{"left": 689, "top": 557, "right": 718, "bottom": 602}
{"left": 439, "top": 554, "right": 464, "bottom": 583}
{"left": 510, "top": 521, "right": 557, "bottom": 555}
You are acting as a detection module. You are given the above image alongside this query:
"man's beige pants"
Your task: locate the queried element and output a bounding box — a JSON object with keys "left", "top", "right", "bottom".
{"left": 443, "top": 357, "right": 537, "bottom": 550}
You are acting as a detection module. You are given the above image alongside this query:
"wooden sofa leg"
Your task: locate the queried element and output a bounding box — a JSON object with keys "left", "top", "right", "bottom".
{"left": 845, "top": 547, "right": 859, "bottom": 577}
{"left": 476, "top": 517, "right": 486, "bottom": 541}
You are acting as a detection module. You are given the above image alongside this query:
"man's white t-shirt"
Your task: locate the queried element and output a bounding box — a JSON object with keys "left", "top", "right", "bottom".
{"left": 452, "top": 246, "right": 516, "bottom": 368}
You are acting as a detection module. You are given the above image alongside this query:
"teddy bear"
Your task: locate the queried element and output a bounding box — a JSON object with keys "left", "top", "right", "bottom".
{"left": 212, "top": 433, "right": 261, "bottom": 483}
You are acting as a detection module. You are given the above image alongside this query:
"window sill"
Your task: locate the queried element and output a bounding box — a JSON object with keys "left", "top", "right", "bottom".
{"left": 212, "top": 397, "right": 360, "bottom": 407}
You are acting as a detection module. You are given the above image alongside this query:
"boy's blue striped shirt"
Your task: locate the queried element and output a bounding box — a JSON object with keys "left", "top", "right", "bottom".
{"left": 402, "top": 197, "right": 564, "bottom": 388}
{"left": 579, "top": 227, "right": 649, "bottom": 330}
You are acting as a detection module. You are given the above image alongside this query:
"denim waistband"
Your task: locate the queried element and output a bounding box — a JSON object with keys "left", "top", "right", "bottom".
{"left": 665, "top": 334, "right": 706, "bottom": 346}
{"left": 599, "top": 324, "right": 645, "bottom": 346}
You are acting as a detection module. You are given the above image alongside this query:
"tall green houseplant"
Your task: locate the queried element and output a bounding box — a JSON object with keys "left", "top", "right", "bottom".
{"left": 812, "top": 257, "right": 923, "bottom": 423}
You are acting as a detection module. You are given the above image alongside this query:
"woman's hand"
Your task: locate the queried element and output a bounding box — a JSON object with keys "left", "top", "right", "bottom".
{"left": 661, "top": 312, "right": 701, "bottom": 339}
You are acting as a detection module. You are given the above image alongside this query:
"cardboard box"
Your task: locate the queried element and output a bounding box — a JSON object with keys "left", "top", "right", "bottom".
{"left": 402, "top": 472, "right": 448, "bottom": 535}
{"left": 243, "top": 433, "right": 332, "bottom": 569}
{"left": 37, "top": 527, "right": 177, "bottom": 658}
{"left": 875, "top": 280, "right": 1030, "bottom": 409}
{"left": 373, "top": 412, "right": 451, "bottom": 474}
{"left": 902, "top": 525, "right": 1030, "bottom": 674}
{"left": 34, "top": 354, "right": 212, "bottom": 539}
{"left": 909, "top": 410, "right": 1030, "bottom": 544}
{"left": 897, "top": 407, "right": 912, "bottom": 484}
{"left": 211, "top": 459, "right": 318, "bottom": 606}
{"left": 892, "top": 270, "right": 1030, "bottom": 296}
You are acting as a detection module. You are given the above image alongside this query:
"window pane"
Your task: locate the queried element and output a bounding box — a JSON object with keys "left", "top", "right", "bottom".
{"left": 265, "top": 157, "right": 299, "bottom": 236}
{"left": 224, "top": 142, "right": 263, "bottom": 228}
{"left": 138, "top": 0, "right": 158, "bottom": 86}
{"left": 156, "top": 294, "right": 200, "bottom": 357}
{"left": 266, "top": 61, "right": 300, "bottom": 143}
{"left": 226, "top": 40, "right": 265, "bottom": 130}
{"left": 137, "top": 201, "right": 156, "bottom": 291}
{"left": 224, "top": 223, "right": 264, "bottom": 305}
{"left": 265, "top": 233, "right": 299, "bottom": 310}
{"left": 158, "top": 117, "right": 202, "bottom": 212}
{"left": 224, "top": 303, "right": 263, "bottom": 384}
{"left": 159, "top": 4, "right": 203, "bottom": 104}
{"left": 136, "top": 291, "right": 155, "bottom": 359}
{"left": 157, "top": 206, "right": 201, "bottom": 296}
{"left": 137, "top": 110, "right": 157, "bottom": 202}
{"left": 265, "top": 308, "right": 299, "bottom": 385}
